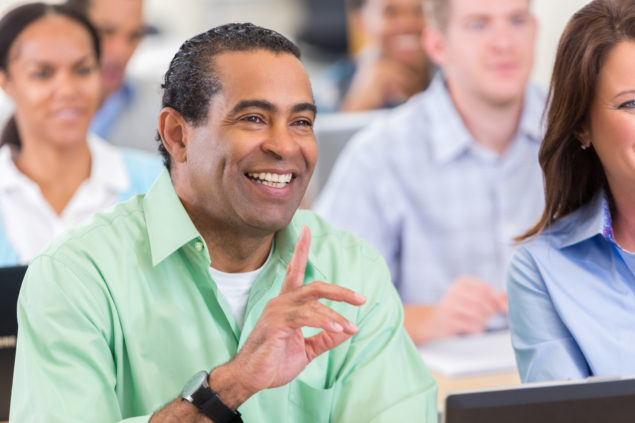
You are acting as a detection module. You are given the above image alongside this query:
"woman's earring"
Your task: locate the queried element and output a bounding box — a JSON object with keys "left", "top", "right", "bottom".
{"left": 581, "top": 143, "right": 589, "bottom": 150}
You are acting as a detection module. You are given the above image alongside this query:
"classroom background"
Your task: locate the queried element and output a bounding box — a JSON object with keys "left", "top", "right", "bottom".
{"left": 0, "top": 0, "right": 590, "bottom": 99}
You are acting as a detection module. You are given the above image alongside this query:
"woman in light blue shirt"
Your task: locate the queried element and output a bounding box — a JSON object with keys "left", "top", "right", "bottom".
{"left": 508, "top": 0, "right": 635, "bottom": 383}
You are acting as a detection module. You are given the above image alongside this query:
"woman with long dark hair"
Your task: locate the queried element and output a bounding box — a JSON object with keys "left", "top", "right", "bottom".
{"left": 508, "top": 0, "right": 635, "bottom": 382}
{"left": 0, "top": 2, "right": 161, "bottom": 265}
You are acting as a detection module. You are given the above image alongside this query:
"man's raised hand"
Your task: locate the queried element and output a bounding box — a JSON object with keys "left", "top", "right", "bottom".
{"left": 212, "top": 226, "right": 366, "bottom": 407}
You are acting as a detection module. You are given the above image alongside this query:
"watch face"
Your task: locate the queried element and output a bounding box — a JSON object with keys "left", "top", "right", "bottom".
{"left": 182, "top": 370, "right": 209, "bottom": 399}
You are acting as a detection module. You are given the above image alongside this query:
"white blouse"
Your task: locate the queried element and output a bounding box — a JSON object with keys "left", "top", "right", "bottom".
{"left": 0, "top": 136, "right": 131, "bottom": 264}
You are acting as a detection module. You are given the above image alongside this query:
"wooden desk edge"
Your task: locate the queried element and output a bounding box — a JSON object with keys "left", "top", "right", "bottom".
{"left": 433, "top": 369, "right": 521, "bottom": 409}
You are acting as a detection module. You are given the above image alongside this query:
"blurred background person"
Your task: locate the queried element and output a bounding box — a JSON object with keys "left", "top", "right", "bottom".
{"left": 315, "top": 0, "right": 545, "bottom": 344}
{"left": 0, "top": 0, "right": 594, "bottom": 121}
{"left": 509, "top": 0, "right": 635, "bottom": 383}
{"left": 313, "top": 0, "right": 430, "bottom": 112}
{"left": 66, "top": 0, "right": 161, "bottom": 152}
{"left": 0, "top": 2, "right": 162, "bottom": 266}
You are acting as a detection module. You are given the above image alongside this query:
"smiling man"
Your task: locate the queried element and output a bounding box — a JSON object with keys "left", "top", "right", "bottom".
{"left": 316, "top": 0, "right": 546, "bottom": 344}
{"left": 10, "top": 23, "right": 437, "bottom": 423}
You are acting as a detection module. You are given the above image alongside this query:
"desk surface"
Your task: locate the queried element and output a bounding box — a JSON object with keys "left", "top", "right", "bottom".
{"left": 434, "top": 369, "right": 521, "bottom": 410}
{"left": 417, "top": 329, "right": 521, "bottom": 409}
{"left": 0, "top": 372, "right": 520, "bottom": 423}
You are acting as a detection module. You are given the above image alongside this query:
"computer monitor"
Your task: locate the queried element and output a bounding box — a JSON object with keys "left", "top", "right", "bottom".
{"left": 0, "top": 265, "right": 28, "bottom": 421}
{"left": 444, "top": 376, "right": 635, "bottom": 423}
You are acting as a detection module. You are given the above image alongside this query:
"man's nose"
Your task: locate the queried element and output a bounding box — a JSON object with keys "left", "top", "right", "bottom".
{"left": 261, "top": 123, "right": 300, "bottom": 159}
{"left": 490, "top": 22, "right": 514, "bottom": 52}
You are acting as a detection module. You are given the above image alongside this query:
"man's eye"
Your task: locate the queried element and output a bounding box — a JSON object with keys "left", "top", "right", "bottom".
{"left": 467, "top": 20, "right": 486, "bottom": 30}
{"left": 244, "top": 115, "right": 264, "bottom": 123}
{"left": 293, "top": 119, "right": 313, "bottom": 127}
{"left": 76, "top": 65, "right": 95, "bottom": 76}
{"left": 511, "top": 15, "right": 528, "bottom": 26}
{"left": 129, "top": 31, "right": 146, "bottom": 43}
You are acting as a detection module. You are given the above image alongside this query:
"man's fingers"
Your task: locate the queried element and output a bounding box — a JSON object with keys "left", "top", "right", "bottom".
{"left": 280, "top": 226, "right": 311, "bottom": 295}
{"left": 447, "top": 288, "right": 497, "bottom": 319}
{"left": 452, "top": 306, "right": 491, "bottom": 331}
{"left": 291, "top": 281, "right": 366, "bottom": 306}
{"left": 305, "top": 330, "right": 354, "bottom": 362}
{"left": 286, "top": 300, "right": 359, "bottom": 333}
{"left": 496, "top": 293, "right": 509, "bottom": 313}
{"left": 450, "top": 279, "right": 505, "bottom": 317}
{"left": 448, "top": 313, "right": 488, "bottom": 335}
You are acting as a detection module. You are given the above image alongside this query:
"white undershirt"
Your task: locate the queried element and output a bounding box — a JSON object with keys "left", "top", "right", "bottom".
{"left": 209, "top": 246, "right": 273, "bottom": 330}
{"left": 0, "top": 136, "right": 130, "bottom": 264}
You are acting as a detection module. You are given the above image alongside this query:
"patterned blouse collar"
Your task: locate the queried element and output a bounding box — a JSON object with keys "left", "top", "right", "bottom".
{"left": 601, "top": 193, "right": 616, "bottom": 243}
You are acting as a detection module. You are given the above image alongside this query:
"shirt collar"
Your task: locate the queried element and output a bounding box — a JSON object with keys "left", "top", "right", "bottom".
{"left": 0, "top": 136, "right": 129, "bottom": 193}
{"left": 427, "top": 72, "right": 544, "bottom": 164}
{"left": 556, "top": 190, "right": 608, "bottom": 248}
{"left": 273, "top": 215, "right": 302, "bottom": 268}
{"left": 600, "top": 194, "right": 616, "bottom": 242}
{"left": 271, "top": 211, "right": 327, "bottom": 285}
{"left": 144, "top": 168, "right": 204, "bottom": 266}
{"left": 427, "top": 73, "right": 473, "bottom": 164}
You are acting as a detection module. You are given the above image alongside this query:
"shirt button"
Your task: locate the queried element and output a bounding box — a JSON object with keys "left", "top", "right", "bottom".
{"left": 195, "top": 241, "right": 203, "bottom": 251}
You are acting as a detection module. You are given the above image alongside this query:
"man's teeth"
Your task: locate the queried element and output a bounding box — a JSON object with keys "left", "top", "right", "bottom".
{"left": 247, "top": 172, "right": 292, "bottom": 188}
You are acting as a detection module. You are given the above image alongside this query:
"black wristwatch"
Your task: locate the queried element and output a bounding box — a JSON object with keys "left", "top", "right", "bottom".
{"left": 181, "top": 370, "right": 243, "bottom": 423}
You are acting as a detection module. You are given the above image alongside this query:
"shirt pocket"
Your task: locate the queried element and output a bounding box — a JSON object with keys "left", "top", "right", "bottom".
{"left": 288, "top": 378, "right": 335, "bottom": 422}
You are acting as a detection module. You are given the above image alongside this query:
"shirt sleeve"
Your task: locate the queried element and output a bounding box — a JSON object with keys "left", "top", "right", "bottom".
{"left": 331, "top": 252, "right": 438, "bottom": 422}
{"left": 313, "top": 132, "right": 402, "bottom": 287}
{"left": 9, "top": 254, "right": 152, "bottom": 423}
{"left": 507, "top": 246, "right": 590, "bottom": 383}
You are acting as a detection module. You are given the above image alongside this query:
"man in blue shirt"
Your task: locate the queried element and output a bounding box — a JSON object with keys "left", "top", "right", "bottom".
{"left": 315, "top": 0, "right": 546, "bottom": 344}
{"left": 67, "top": 0, "right": 161, "bottom": 152}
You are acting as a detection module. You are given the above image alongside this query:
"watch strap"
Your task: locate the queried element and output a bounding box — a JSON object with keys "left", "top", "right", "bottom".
{"left": 199, "top": 391, "right": 242, "bottom": 423}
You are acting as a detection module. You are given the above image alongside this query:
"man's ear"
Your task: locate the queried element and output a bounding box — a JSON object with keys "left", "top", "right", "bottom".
{"left": 158, "top": 107, "right": 188, "bottom": 164}
{"left": 422, "top": 26, "right": 445, "bottom": 67}
{"left": 574, "top": 123, "right": 592, "bottom": 149}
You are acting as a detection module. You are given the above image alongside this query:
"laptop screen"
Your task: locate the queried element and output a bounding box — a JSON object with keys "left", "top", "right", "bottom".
{"left": 0, "top": 265, "right": 28, "bottom": 421}
{"left": 444, "top": 376, "right": 635, "bottom": 423}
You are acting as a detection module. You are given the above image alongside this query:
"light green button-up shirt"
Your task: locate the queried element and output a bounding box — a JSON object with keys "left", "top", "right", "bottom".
{"left": 11, "top": 169, "right": 437, "bottom": 423}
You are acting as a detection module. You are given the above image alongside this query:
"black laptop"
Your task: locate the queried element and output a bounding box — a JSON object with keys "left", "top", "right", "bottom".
{"left": 0, "top": 265, "right": 28, "bottom": 421}
{"left": 444, "top": 376, "right": 635, "bottom": 423}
